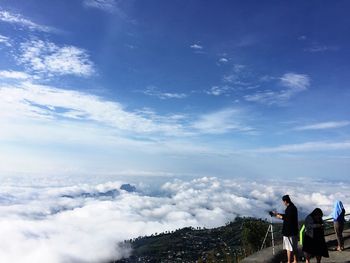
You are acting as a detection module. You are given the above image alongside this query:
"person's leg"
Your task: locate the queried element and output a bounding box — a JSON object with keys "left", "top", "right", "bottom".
{"left": 316, "top": 255, "right": 322, "bottom": 263}
{"left": 291, "top": 236, "right": 298, "bottom": 263}
{"left": 334, "top": 221, "right": 341, "bottom": 250}
{"left": 286, "top": 250, "right": 292, "bottom": 263}
{"left": 304, "top": 252, "right": 311, "bottom": 263}
{"left": 339, "top": 222, "right": 344, "bottom": 250}
{"left": 292, "top": 252, "right": 298, "bottom": 263}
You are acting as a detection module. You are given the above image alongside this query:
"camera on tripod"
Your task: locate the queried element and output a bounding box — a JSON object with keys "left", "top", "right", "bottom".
{"left": 261, "top": 211, "right": 276, "bottom": 255}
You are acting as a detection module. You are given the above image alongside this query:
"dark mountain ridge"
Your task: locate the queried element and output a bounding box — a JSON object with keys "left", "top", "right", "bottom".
{"left": 61, "top": 184, "right": 137, "bottom": 199}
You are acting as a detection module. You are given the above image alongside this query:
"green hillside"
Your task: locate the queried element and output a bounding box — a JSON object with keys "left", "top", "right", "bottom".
{"left": 114, "top": 217, "right": 282, "bottom": 263}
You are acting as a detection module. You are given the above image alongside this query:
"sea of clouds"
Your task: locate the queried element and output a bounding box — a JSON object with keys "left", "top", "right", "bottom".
{"left": 0, "top": 176, "right": 349, "bottom": 262}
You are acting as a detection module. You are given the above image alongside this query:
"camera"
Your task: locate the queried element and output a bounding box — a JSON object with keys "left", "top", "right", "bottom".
{"left": 268, "top": 211, "right": 275, "bottom": 217}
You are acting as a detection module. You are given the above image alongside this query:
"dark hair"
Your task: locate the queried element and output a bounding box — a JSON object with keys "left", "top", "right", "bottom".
{"left": 310, "top": 208, "right": 323, "bottom": 218}
{"left": 282, "top": 195, "right": 291, "bottom": 203}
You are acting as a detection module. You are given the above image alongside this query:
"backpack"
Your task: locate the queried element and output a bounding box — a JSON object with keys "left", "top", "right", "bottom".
{"left": 299, "top": 224, "right": 305, "bottom": 245}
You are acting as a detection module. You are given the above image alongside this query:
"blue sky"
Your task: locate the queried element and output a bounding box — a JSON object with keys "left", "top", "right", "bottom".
{"left": 0, "top": 0, "right": 350, "bottom": 180}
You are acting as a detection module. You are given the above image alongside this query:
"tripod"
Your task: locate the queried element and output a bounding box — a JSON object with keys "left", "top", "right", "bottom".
{"left": 260, "top": 216, "right": 275, "bottom": 255}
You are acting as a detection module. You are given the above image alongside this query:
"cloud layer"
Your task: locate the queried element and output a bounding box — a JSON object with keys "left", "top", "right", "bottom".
{"left": 0, "top": 176, "right": 349, "bottom": 262}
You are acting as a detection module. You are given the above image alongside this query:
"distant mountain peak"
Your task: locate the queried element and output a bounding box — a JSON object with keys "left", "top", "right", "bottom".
{"left": 120, "top": 184, "right": 137, "bottom": 192}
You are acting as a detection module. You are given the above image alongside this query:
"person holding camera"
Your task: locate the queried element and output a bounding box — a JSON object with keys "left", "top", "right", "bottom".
{"left": 302, "top": 208, "right": 329, "bottom": 263}
{"left": 272, "top": 195, "right": 299, "bottom": 263}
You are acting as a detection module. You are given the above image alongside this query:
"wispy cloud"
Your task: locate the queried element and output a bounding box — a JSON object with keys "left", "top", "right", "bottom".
{"left": 223, "top": 64, "right": 245, "bottom": 78}
{"left": 0, "top": 70, "right": 31, "bottom": 80}
{"left": 205, "top": 85, "right": 232, "bottom": 96}
{"left": 209, "top": 65, "right": 259, "bottom": 97}
{"left": 244, "top": 73, "right": 310, "bottom": 105}
{"left": 142, "top": 86, "right": 187, "bottom": 100}
{"left": 304, "top": 44, "right": 338, "bottom": 53}
{"left": 259, "top": 75, "right": 276, "bottom": 82}
{"left": 251, "top": 141, "right": 350, "bottom": 153}
{"left": 0, "top": 80, "right": 260, "bottom": 178}
{"left": 83, "top": 0, "right": 133, "bottom": 23}
{"left": 0, "top": 34, "right": 11, "bottom": 46}
{"left": 279, "top": 73, "right": 310, "bottom": 91}
{"left": 0, "top": 80, "right": 257, "bottom": 164}
{"left": 192, "top": 108, "right": 253, "bottom": 134}
{"left": 244, "top": 90, "right": 278, "bottom": 105}
{"left": 84, "top": 0, "right": 120, "bottom": 13}
{"left": 295, "top": 121, "right": 350, "bottom": 131}
{"left": 17, "top": 40, "right": 95, "bottom": 77}
{"left": 0, "top": 82, "right": 187, "bottom": 136}
{"left": 0, "top": 10, "right": 56, "bottom": 33}
{"left": 222, "top": 64, "right": 251, "bottom": 86}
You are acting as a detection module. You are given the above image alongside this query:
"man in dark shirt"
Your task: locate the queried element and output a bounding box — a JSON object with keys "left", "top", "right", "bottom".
{"left": 273, "top": 195, "right": 298, "bottom": 263}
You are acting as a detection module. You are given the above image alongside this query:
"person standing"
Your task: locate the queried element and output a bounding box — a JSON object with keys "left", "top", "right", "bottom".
{"left": 332, "top": 200, "right": 346, "bottom": 251}
{"left": 302, "top": 208, "right": 329, "bottom": 263}
{"left": 273, "top": 195, "right": 299, "bottom": 263}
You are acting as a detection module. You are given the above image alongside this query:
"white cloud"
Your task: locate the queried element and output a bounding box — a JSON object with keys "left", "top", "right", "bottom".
{"left": 0, "top": 70, "right": 32, "bottom": 80}
{"left": 0, "top": 176, "right": 349, "bottom": 262}
{"left": 0, "top": 80, "right": 258, "bottom": 177}
{"left": 279, "top": 73, "right": 310, "bottom": 91}
{"left": 84, "top": 0, "right": 120, "bottom": 13}
{"left": 250, "top": 141, "right": 350, "bottom": 153}
{"left": 218, "top": 58, "right": 228, "bottom": 63}
{"left": 17, "top": 40, "right": 95, "bottom": 77}
{"left": 0, "top": 10, "right": 56, "bottom": 33}
{"left": 205, "top": 85, "right": 231, "bottom": 96}
{"left": 142, "top": 86, "right": 187, "bottom": 99}
{"left": 192, "top": 108, "right": 253, "bottom": 134}
{"left": 245, "top": 73, "right": 310, "bottom": 105}
{"left": 0, "top": 82, "right": 185, "bottom": 135}
{"left": 190, "top": 44, "right": 203, "bottom": 50}
{"left": 0, "top": 82, "right": 258, "bottom": 177}
{"left": 0, "top": 34, "right": 11, "bottom": 46}
{"left": 295, "top": 121, "right": 350, "bottom": 131}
